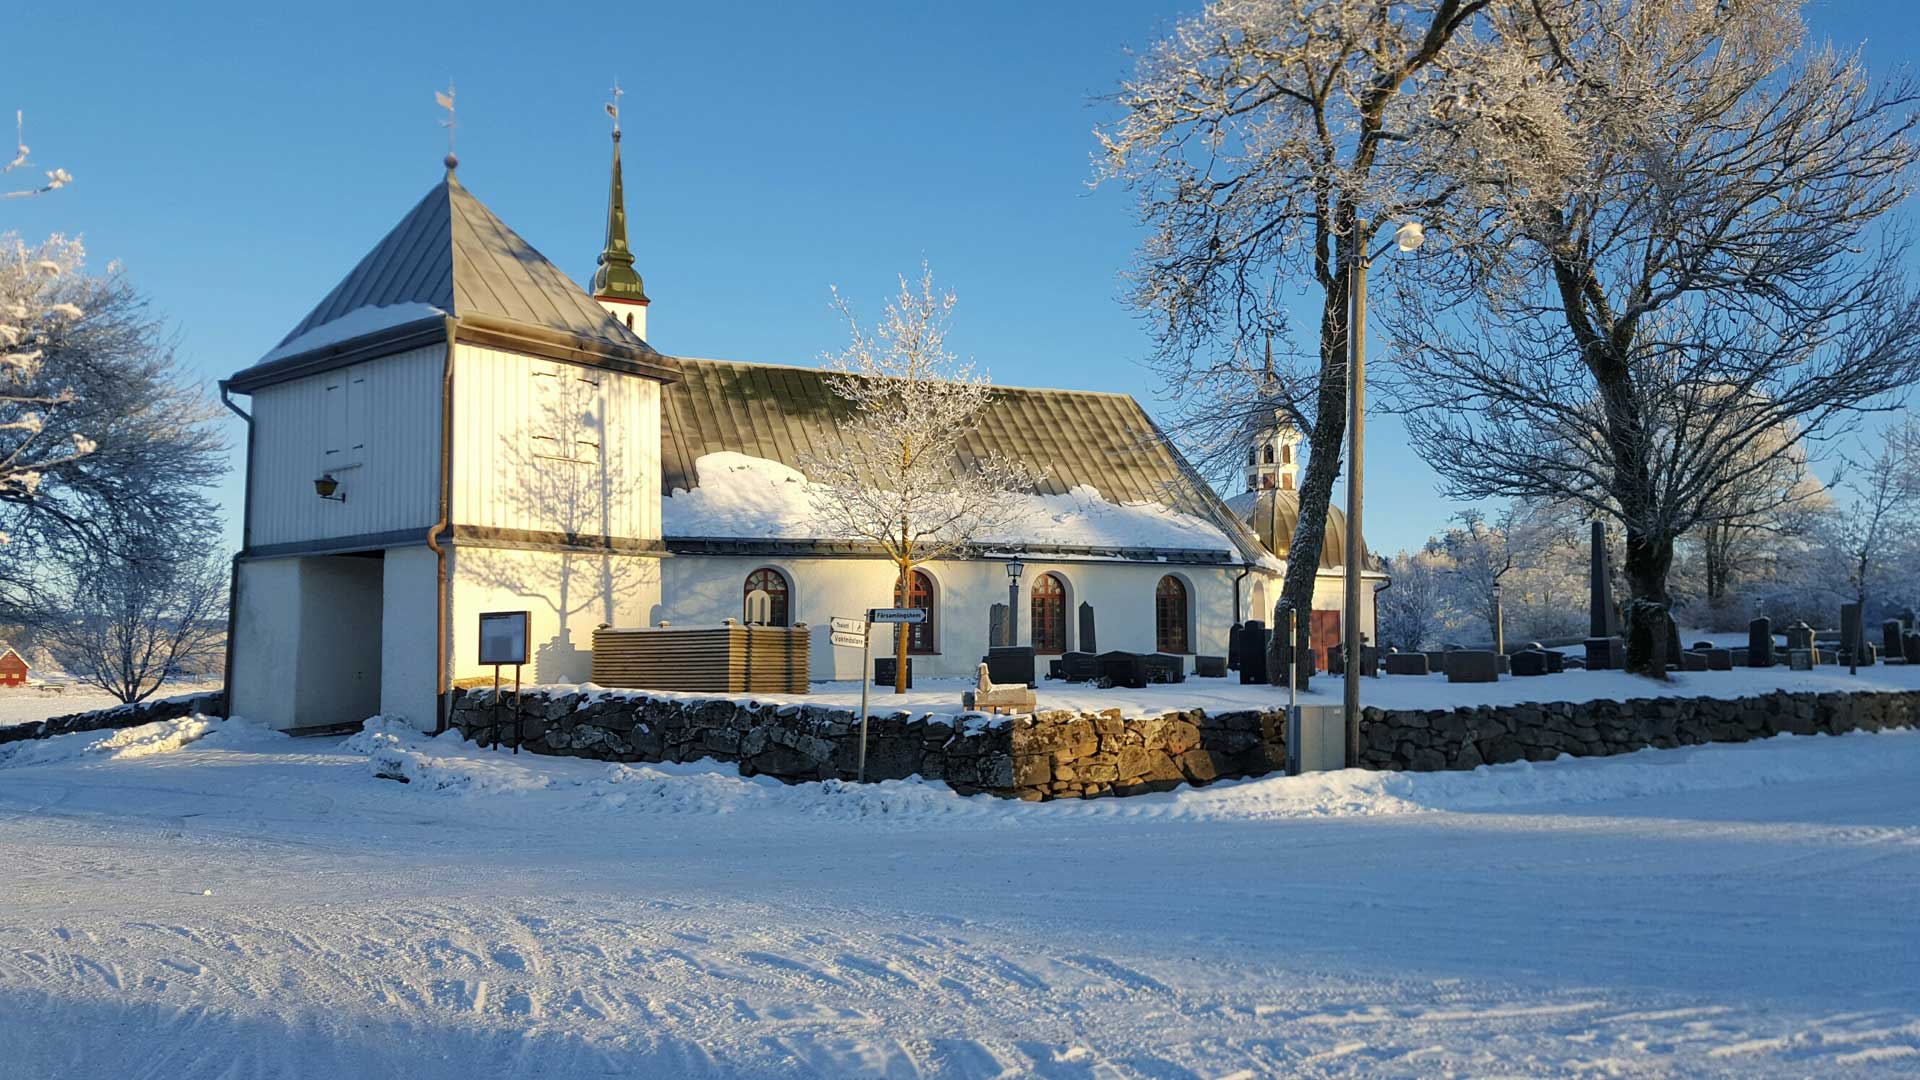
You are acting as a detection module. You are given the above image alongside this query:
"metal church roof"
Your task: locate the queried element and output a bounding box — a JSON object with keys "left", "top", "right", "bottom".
{"left": 229, "top": 171, "right": 663, "bottom": 391}
{"left": 658, "top": 357, "right": 1271, "bottom": 565}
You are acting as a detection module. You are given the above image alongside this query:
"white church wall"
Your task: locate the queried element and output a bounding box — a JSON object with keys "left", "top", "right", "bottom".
{"left": 661, "top": 554, "right": 1245, "bottom": 681}
{"left": 229, "top": 557, "right": 304, "bottom": 729}
{"left": 245, "top": 343, "right": 444, "bottom": 547}
{"left": 447, "top": 545, "right": 662, "bottom": 686}
{"left": 380, "top": 546, "right": 442, "bottom": 732}
{"left": 229, "top": 554, "right": 384, "bottom": 730}
{"left": 451, "top": 342, "right": 661, "bottom": 543}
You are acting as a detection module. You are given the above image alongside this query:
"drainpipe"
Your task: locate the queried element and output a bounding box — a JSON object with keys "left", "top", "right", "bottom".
{"left": 425, "top": 317, "right": 457, "bottom": 733}
{"left": 218, "top": 380, "right": 254, "bottom": 717}
{"left": 1372, "top": 571, "right": 1392, "bottom": 650}
{"left": 1233, "top": 561, "right": 1252, "bottom": 624}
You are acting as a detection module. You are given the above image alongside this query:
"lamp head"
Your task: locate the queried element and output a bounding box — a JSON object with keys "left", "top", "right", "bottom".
{"left": 1007, "top": 557, "right": 1025, "bottom": 581}
{"left": 1394, "top": 221, "right": 1426, "bottom": 253}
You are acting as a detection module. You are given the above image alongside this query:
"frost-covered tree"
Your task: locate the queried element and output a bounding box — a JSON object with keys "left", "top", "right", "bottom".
{"left": 806, "top": 267, "right": 1035, "bottom": 692}
{"left": 0, "top": 235, "right": 225, "bottom": 622}
{"left": 39, "top": 518, "right": 228, "bottom": 703}
{"left": 1376, "top": 547, "right": 1450, "bottom": 651}
{"left": 1097, "top": 0, "right": 1503, "bottom": 656}
{"left": 1827, "top": 419, "right": 1920, "bottom": 663}
{"left": 2, "top": 111, "right": 71, "bottom": 201}
{"left": 1387, "top": 0, "right": 1920, "bottom": 676}
{"left": 1, "top": 235, "right": 93, "bottom": 512}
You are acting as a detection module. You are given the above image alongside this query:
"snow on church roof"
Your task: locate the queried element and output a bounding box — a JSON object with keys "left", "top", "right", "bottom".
{"left": 659, "top": 358, "right": 1270, "bottom": 562}
{"left": 229, "top": 171, "right": 661, "bottom": 392}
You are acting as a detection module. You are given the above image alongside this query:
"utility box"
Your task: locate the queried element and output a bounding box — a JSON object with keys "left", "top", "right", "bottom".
{"left": 1288, "top": 705, "right": 1347, "bottom": 774}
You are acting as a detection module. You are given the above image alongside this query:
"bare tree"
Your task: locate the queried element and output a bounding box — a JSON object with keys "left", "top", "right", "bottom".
{"left": 1386, "top": 0, "right": 1920, "bottom": 675}
{"left": 39, "top": 524, "right": 228, "bottom": 703}
{"left": 1827, "top": 418, "right": 1920, "bottom": 670}
{"left": 1436, "top": 508, "right": 1515, "bottom": 646}
{"left": 805, "top": 267, "right": 1035, "bottom": 692}
{"left": 1097, "top": 0, "right": 1498, "bottom": 660}
{"left": 2, "top": 111, "right": 70, "bottom": 201}
{"left": 1375, "top": 547, "right": 1449, "bottom": 651}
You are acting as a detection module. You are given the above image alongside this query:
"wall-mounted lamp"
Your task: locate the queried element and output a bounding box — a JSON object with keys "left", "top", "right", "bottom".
{"left": 314, "top": 474, "right": 346, "bottom": 502}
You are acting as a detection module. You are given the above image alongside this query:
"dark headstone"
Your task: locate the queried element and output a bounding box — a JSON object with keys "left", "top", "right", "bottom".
{"left": 1585, "top": 636, "right": 1626, "bottom": 671}
{"left": 1144, "top": 653, "right": 1185, "bottom": 683}
{"left": 1841, "top": 602, "right": 1864, "bottom": 662}
{"left": 1906, "top": 632, "right": 1920, "bottom": 665}
{"left": 1590, "top": 521, "right": 1621, "bottom": 638}
{"left": 1544, "top": 650, "right": 1566, "bottom": 674}
{"left": 1328, "top": 643, "right": 1380, "bottom": 678}
{"left": 1789, "top": 648, "right": 1815, "bottom": 671}
{"left": 988, "top": 603, "right": 1009, "bottom": 649}
{"left": 1730, "top": 646, "right": 1749, "bottom": 666}
{"left": 1238, "top": 620, "right": 1268, "bottom": 684}
{"left": 874, "top": 657, "right": 912, "bottom": 688}
{"left": 1905, "top": 607, "right": 1917, "bottom": 633}
{"left": 1077, "top": 602, "right": 1097, "bottom": 654}
{"left": 1060, "top": 651, "right": 1099, "bottom": 682}
{"left": 1851, "top": 643, "right": 1877, "bottom": 668}
{"left": 1047, "top": 658, "right": 1064, "bottom": 680}
{"left": 1424, "top": 650, "right": 1450, "bottom": 674}
{"left": 1510, "top": 650, "right": 1549, "bottom": 677}
{"left": 1748, "top": 617, "right": 1774, "bottom": 667}
{"left": 1445, "top": 650, "right": 1500, "bottom": 683}
{"left": 983, "top": 646, "right": 1036, "bottom": 688}
{"left": 1097, "top": 650, "right": 1148, "bottom": 689}
{"left": 1706, "top": 648, "right": 1733, "bottom": 671}
{"left": 1384, "top": 652, "right": 1430, "bottom": 676}
{"left": 1227, "top": 622, "right": 1243, "bottom": 671}
{"left": 1785, "top": 621, "right": 1815, "bottom": 651}
{"left": 1679, "top": 650, "right": 1709, "bottom": 672}
{"left": 1194, "top": 655, "right": 1227, "bottom": 678}
{"left": 1690, "top": 640, "right": 1715, "bottom": 652}
{"left": 1885, "top": 619, "right": 1905, "bottom": 664}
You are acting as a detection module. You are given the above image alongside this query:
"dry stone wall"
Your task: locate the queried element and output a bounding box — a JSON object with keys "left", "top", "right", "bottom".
{"left": 0, "top": 690, "right": 227, "bottom": 746}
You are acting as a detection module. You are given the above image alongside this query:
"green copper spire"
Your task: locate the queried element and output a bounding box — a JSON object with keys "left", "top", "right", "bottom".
{"left": 592, "top": 128, "right": 649, "bottom": 305}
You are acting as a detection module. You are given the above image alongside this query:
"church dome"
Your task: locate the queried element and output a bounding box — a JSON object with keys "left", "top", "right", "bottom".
{"left": 1223, "top": 487, "right": 1359, "bottom": 571}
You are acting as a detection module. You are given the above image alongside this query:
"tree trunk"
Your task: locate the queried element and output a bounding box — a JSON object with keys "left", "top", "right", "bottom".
{"left": 893, "top": 560, "right": 911, "bottom": 694}
{"left": 1622, "top": 527, "right": 1676, "bottom": 678}
{"left": 1268, "top": 266, "right": 1352, "bottom": 687}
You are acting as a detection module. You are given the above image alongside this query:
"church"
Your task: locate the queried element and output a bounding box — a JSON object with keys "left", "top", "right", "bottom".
{"left": 221, "top": 130, "right": 1378, "bottom": 732}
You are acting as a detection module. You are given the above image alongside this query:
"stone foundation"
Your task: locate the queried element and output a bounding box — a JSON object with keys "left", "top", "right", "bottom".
{"left": 0, "top": 690, "right": 228, "bottom": 746}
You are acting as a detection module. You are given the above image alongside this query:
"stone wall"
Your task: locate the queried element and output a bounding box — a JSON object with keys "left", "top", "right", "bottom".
{"left": 1355, "top": 689, "right": 1920, "bottom": 771}
{"left": 0, "top": 690, "right": 228, "bottom": 746}
{"left": 446, "top": 689, "right": 1290, "bottom": 800}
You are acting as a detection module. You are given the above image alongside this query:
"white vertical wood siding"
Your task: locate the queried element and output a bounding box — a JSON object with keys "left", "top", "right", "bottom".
{"left": 451, "top": 343, "right": 661, "bottom": 541}
{"left": 246, "top": 344, "right": 445, "bottom": 547}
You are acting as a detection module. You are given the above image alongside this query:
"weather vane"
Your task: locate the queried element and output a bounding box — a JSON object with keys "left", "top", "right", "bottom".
{"left": 435, "top": 80, "right": 457, "bottom": 170}
{"left": 605, "top": 79, "right": 623, "bottom": 138}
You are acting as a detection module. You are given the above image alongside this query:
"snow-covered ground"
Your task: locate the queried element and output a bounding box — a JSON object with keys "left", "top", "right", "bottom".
{"left": 0, "top": 684, "right": 222, "bottom": 730}
{"left": 3, "top": 714, "right": 1918, "bottom": 1077}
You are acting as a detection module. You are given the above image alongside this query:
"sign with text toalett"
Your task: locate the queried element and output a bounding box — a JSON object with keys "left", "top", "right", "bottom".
{"left": 868, "top": 608, "right": 927, "bottom": 624}
{"left": 830, "top": 617, "right": 865, "bottom": 635}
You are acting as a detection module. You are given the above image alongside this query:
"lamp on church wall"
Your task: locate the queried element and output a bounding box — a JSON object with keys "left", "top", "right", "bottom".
{"left": 1005, "top": 556, "right": 1025, "bottom": 647}
{"left": 314, "top": 474, "right": 346, "bottom": 503}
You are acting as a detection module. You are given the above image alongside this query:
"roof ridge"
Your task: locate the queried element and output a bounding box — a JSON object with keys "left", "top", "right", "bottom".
{"left": 668, "top": 354, "right": 1143, "bottom": 400}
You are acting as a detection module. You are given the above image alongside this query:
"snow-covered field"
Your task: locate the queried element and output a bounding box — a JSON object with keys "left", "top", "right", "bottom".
{"left": 3, "top": 713, "right": 1918, "bottom": 1077}
{"left": 0, "top": 687, "right": 123, "bottom": 729}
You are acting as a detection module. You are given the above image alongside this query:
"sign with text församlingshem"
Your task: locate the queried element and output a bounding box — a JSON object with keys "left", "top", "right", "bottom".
{"left": 868, "top": 608, "right": 927, "bottom": 624}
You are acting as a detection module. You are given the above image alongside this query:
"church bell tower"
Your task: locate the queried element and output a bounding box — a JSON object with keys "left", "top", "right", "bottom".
{"left": 592, "top": 89, "right": 651, "bottom": 341}
{"left": 1244, "top": 336, "right": 1301, "bottom": 492}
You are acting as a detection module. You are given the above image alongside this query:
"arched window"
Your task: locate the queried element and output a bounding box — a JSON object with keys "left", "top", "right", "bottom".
{"left": 743, "top": 568, "right": 790, "bottom": 626}
{"left": 1246, "top": 446, "right": 1258, "bottom": 467}
{"left": 1263, "top": 444, "right": 1276, "bottom": 464}
{"left": 1031, "top": 573, "right": 1067, "bottom": 655}
{"left": 1155, "top": 575, "right": 1190, "bottom": 654}
{"left": 894, "top": 569, "right": 936, "bottom": 654}
{"left": 1281, "top": 443, "right": 1292, "bottom": 464}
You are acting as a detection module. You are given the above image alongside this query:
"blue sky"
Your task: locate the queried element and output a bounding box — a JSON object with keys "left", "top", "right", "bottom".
{"left": 8, "top": 0, "right": 1916, "bottom": 555}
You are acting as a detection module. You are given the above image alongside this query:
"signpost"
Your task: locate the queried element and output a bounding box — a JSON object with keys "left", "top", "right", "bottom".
{"left": 478, "top": 611, "right": 530, "bottom": 754}
{"left": 826, "top": 608, "right": 930, "bottom": 782}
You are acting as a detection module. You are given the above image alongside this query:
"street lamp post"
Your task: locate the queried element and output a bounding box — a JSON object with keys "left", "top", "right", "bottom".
{"left": 1492, "top": 581, "right": 1505, "bottom": 657}
{"left": 1344, "top": 218, "right": 1424, "bottom": 768}
{"left": 1005, "top": 556, "right": 1025, "bottom": 647}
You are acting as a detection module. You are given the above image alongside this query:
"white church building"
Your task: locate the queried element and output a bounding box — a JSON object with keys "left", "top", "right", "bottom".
{"left": 222, "top": 135, "right": 1377, "bottom": 732}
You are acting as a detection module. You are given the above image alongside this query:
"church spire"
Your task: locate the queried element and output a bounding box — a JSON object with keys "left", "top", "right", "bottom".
{"left": 592, "top": 84, "right": 649, "bottom": 310}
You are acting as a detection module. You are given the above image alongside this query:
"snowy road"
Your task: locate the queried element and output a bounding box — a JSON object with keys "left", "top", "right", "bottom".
{"left": 2, "top": 722, "right": 1917, "bottom": 1077}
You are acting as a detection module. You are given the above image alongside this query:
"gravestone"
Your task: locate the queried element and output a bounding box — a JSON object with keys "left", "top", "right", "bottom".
{"left": 1059, "top": 651, "right": 1098, "bottom": 681}
{"left": 988, "top": 603, "right": 1009, "bottom": 649}
{"left": 1789, "top": 648, "right": 1814, "bottom": 671}
{"left": 1785, "top": 621, "right": 1815, "bottom": 652}
{"left": 1841, "top": 602, "right": 1864, "bottom": 664}
{"left": 1424, "top": 650, "right": 1450, "bottom": 674}
{"left": 1906, "top": 632, "right": 1920, "bottom": 665}
{"left": 1585, "top": 521, "right": 1626, "bottom": 669}
{"left": 1144, "top": 653, "right": 1185, "bottom": 683}
{"left": 1904, "top": 607, "right": 1916, "bottom": 632}
{"left": 1227, "top": 622, "right": 1242, "bottom": 671}
{"left": 984, "top": 646, "right": 1036, "bottom": 687}
{"left": 1194, "top": 655, "right": 1227, "bottom": 678}
{"left": 1078, "top": 602, "right": 1097, "bottom": 654}
{"left": 874, "top": 657, "right": 912, "bottom": 688}
{"left": 1384, "top": 652, "right": 1430, "bottom": 676}
{"left": 1097, "top": 650, "right": 1148, "bottom": 689}
{"left": 1748, "top": 617, "right": 1774, "bottom": 667}
{"left": 1707, "top": 648, "right": 1734, "bottom": 671}
{"left": 1730, "top": 646, "right": 1749, "bottom": 666}
{"left": 1510, "top": 650, "right": 1549, "bottom": 677}
{"left": 1885, "top": 619, "right": 1905, "bottom": 664}
{"left": 1679, "top": 650, "right": 1709, "bottom": 672}
{"left": 1445, "top": 650, "right": 1499, "bottom": 683}
{"left": 1239, "top": 620, "right": 1268, "bottom": 684}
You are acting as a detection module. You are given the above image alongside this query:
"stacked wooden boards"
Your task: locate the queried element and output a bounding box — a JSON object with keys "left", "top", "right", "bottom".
{"left": 591, "top": 623, "right": 810, "bottom": 693}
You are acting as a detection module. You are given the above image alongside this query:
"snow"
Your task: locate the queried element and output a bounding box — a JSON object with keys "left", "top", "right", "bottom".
{"left": 256, "top": 302, "right": 446, "bottom": 365}
{"left": 0, "top": 683, "right": 223, "bottom": 730}
{"left": 3, "top": 709, "right": 1918, "bottom": 1076}
{"left": 525, "top": 658, "right": 1920, "bottom": 723}
{"left": 662, "top": 450, "right": 1237, "bottom": 553}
